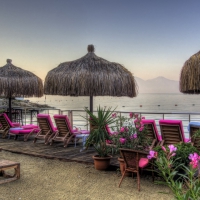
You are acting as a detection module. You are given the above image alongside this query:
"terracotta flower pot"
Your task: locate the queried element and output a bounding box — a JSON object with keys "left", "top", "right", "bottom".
{"left": 118, "top": 157, "right": 131, "bottom": 177}
{"left": 92, "top": 155, "right": 112, "bottom": 170}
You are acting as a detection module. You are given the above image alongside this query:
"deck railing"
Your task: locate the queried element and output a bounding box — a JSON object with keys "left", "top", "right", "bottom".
{"left": 6, "top": 107, "right": 200, "bottom": 139}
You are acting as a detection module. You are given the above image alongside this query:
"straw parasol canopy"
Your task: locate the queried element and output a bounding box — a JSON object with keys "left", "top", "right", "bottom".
{"left": 180, "top": 51, "right": 200, "bottom": 94}
{"left": 44, "top": 45, "right": 138, "bottom": 112}
{"left": 0, "top": 59, "right": 43, "bottom": 120}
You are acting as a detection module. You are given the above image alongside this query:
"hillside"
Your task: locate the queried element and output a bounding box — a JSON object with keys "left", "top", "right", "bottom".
{"left": 135, "top": 76, "right": 180, "bottom": 93}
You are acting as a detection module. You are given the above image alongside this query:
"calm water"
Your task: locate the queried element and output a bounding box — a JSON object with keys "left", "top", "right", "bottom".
{"left": 27, "top": 93, "right": 200, "bottom": 138}
{"left": 28, "top": 93, "right": 200, "bottom": 113}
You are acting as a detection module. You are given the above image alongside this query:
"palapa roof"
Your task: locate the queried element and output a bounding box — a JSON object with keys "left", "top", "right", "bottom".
{"left": 0, "top": 59, "right": 43, "bottom": 98}
{"left": 180, "top": 51, "right": 200, "bottom": 94}
{"left": 44, "top": 45, "right": 138, "bottom": 97}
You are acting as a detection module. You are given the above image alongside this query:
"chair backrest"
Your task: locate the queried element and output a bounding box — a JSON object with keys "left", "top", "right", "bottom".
{"left": 0, "top": 113, "right": 12, "bottom": 129}
{"left": 37, "top": 114, "right": 56, "bottom": 135}
{"left": 53, "top": 115, "right": 72, "bottom": 136}
{"left": 159, "top": 119, "right": 185, "bottom": 145}
{"left": 120, "top": 148, "right": 139, "bottom": 170}
{"left": 189, "top": 125, "right": 200, "bottom": 151}
{"left": 141, "top": 119, "right": 161, "bottom": 142}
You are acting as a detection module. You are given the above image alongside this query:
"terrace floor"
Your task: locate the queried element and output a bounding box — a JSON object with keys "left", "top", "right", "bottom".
{"left": 0, "top": 136, "right": 119, "bottom": 168}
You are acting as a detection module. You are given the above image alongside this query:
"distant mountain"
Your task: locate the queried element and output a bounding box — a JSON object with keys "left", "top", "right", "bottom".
{"left": 135, "top": 76, "right": 180, "bottom": 93}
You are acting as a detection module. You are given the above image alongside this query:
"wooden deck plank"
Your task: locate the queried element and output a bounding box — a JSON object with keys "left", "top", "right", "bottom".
{"left": 0, "top": 138, "right": 119, "bottom": 167}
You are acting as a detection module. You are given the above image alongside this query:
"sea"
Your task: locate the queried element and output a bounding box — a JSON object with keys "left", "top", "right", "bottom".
{"left": 26, "top": 93, "right": 200, "bottom": 138}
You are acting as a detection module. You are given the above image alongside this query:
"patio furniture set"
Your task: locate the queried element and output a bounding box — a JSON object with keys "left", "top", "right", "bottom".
{"left": 0, "top": 112, "right": 200, "bottom": 189}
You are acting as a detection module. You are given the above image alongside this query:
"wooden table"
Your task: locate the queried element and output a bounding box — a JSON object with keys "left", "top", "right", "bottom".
{"left": 0, "top": 160, "right": 20, "bottom": 184}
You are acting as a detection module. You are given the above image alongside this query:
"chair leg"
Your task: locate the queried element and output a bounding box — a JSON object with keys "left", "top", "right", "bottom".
{"left": 137, "top": 171, "right": 140, "bottom": 191}
{"left": 33, "top": 137, "right": 37, "bottom": 143}
{"left": 118, "top": 170, "right": 126, "bottom": 187}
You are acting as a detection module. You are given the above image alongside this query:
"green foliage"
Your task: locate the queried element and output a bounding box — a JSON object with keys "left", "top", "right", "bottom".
{"left": 153, "top": 143, "right": 198, "bottom": 171}
{"left": 0, "top": 109, "right": 5, "bottom": 114}
{"left": 154, "top": 154, "right": 200, "bottom": 200}
{"left": 109, "top": 114, "right": 152, "bottom": 154}
{"left": 83, "top": 106, "right": 117, "bottom": 157}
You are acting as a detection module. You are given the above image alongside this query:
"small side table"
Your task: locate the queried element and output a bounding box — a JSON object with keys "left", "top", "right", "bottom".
{"left": 0, "top": 160, "right": 20, "bottom": 184}
{"left": 74, "top": 134, "right": 89, "bottom": 151}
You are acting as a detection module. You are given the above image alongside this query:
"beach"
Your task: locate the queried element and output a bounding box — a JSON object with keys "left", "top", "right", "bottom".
{"left": 0, "top": 150, "right": 173, "bottom": 200}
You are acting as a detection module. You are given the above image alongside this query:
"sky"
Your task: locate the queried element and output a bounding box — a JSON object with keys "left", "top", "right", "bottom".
{"left": 0, "top": 0, "right": 200, "bottom": 81}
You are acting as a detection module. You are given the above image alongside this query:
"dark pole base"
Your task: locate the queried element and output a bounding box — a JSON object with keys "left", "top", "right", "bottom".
{"left": 90, "top": 96, "right": 93, "bottom": 113}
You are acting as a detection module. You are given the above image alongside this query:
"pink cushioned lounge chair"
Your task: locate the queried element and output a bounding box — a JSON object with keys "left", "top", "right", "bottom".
{"left": 141, "top": 119, "right": 162, "bottom": 149}
{"left": 0, "top": 113, "right": 37, "bottom": 139}
{"left": 159, "top": 119, "right": 188, "bottom": 145}
{"left": 51, "top": 115, "right": 90, "bottom": 147}
{"left": 34, "top": 114, "right": 58, "bottom": 144}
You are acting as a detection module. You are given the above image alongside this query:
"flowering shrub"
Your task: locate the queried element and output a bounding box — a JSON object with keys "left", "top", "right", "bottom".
{"left": 153, "top": 142, "right": 198, "bottom": 172}
{"left": 147, "top": 145, "right": 200, "bottom": 200}
{"left": 109, "top": 112, "right": 151, "bottom": 152}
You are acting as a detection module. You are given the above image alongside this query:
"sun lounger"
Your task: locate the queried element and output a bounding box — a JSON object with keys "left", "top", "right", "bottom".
{"left": 9, "top": 126, "right": 39, "bottom": 141}
{"left": 141, "top": 119, "right": 162, "bottom": 149}
{"left": 34, "top": 114, "right": 58, "bottom": 144}
{"left": 0, "top": 113, "right": 37, "bottom": 139}
{"left": 159, "top": 119, "right": 188, "bottom": 145}
{"left": 51, "top": 115, "right": 89, "bottom": 147}
{"left": 188, "top": 122, "right": 200, "bottom": 151}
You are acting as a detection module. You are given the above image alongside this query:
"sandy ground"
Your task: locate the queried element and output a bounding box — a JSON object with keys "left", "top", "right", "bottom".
{"left": 0, "top": 151, "right": 173, "bottom": 200}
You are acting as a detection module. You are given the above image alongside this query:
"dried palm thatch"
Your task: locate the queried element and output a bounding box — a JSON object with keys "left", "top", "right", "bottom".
{"left": 44, "top": 45, "right": 138, "bottom": 97}
{"left": 0, "top": 59, "right": 43, "bottom": 120}
{"left": 180, "top": 51, "right": 200, "bottom": 94}
{"left": 0, "top": 59, "right": 43, "bottom": 98}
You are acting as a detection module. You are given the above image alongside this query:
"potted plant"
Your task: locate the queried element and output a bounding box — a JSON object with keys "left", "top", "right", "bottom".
{"left": 83, "top": 106, "right": 117, "bottom": 170}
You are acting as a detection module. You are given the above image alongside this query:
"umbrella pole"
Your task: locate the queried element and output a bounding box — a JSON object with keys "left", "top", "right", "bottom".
{"left": 90, "top": 95, "right": 93, "bottom": 113}
{"left": 9, "top": 97, "right": 12, "bottom": 121}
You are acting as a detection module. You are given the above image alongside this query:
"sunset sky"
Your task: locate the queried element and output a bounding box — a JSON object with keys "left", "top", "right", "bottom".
{"left": 0, "top": 0, "right": 200, "bottom": 81}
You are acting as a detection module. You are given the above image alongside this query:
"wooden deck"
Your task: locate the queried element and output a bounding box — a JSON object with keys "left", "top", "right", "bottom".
{"left": 0, "top": 136, "right": 119, "bottom": 168}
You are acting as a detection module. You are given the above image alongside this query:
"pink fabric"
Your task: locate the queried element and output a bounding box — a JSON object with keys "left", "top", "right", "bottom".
{"left": 139, "top": 158, "right": 149, "bottom": 168}
{"left": 12, "top": 122, "right": 21, "bottom": 127}
{"left": 159, "top": 119, "right": 188, "bottom": 142}
{"left": 53, "top": 114, "right": 90, "bottom": 134}
{"left": 22, "top": 125, "right": 38, "bottom": 129}
{"left": 37, "top": 114, "right": 57, "bottom": 132}
{"left": 141, "top": 119, "right": 162, "bottom": 141}
{"left": 1, "top": 113, "right": 37, "bottom": 129}
{"left": 105, "top": 124, "right": 118, "bottom": 135}
{"left": 2, "top": 113, "right": 21, "bottom": 127}
{"left": 10, "top": 128, "right": 39, "bottom": 135}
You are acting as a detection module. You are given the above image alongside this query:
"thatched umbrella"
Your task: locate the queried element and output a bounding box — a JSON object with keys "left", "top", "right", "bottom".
{"left": 44, "top": 45, "right": 138, "bottom": 112}
{"left": 180, "top": 51, "right": 200, "bottom": 94}
{"left": 0, "top": 59, "right": 43, "bottom": 120}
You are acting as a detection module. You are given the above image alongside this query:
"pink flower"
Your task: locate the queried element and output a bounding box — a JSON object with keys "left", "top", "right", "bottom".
{"left": 129, "top": 112, "right": 134, "bottom": 118}
{"left": 106, "top": 140, "right": 112, "bottom": 144}
{"left": 188, "top": 153, "right": 200, "bottom": 169}
{"left": 112, "top": 113, "right": 117, "bottom": 118}
{"left": 125, "top": 127, "right": 129, "bottom": 132}
{"left": 189, "top": 153, "right": 199, "bottom": 161}
{"left": 134, "top": 114, "right": 138, "bottom": 118}
{"left": 147, "top": 150, "right": 158, "bottom": 159}
{"left": 142, "top": 116, "right": 145, "bottom": 119}
{"left": 161, "top": 146, "right": 166, "bottom": 152}
{"left": 130, "top": 134, "right": 137, "bottom": 139}
{"left": 120, "top": 127, "right": 125, "bottom": 132}
{"left": 139, "top": 127, "right": 144, "bottom": 131}
{"left": 119, "top": 138, "right": 126, "bottom": 144}
{"left": 136, "top": 125, "right": 139, "bottom": 128}
{"left": 168, "top": 145, "right": 177, "bottom": 153}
